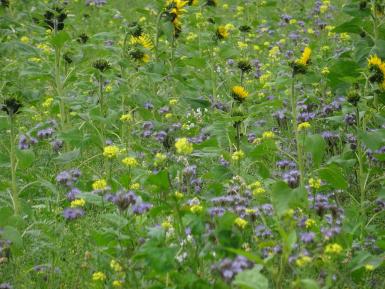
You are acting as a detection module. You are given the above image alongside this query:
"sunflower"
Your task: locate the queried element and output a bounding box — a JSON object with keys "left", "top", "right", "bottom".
{"left": 368, "top": 55, "right": 385, "bottom": 89}
{"left": 216, "top": 25, "right": 229, "bottom": 39}
{"left": 231, "top": 85, "right": 249, "bottom": 102}
{"left": 130, "top": 34, "right": 154, "bottom": 49}
{"left": 166, "top": 0, "right": 188, "bottom": 37}
{"left": 296, "top": 47, "right": 311, "bottom": 66}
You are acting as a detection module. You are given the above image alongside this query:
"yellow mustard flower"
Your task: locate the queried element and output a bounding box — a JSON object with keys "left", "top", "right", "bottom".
{"left": 92, "top": 271, "right": 106, "bottom": 282}
{"left": 324, "top": 243, "right": 343, "bottom": 254}
{"left": 309, "top": 178, "right": 322, "bottom": 189}
{"left": 120, "top": 113, "right": 133, "bottom": 122}
{"left": 70, "top": 198, "right": 86, "bottom": 208}
{"left": 305, "top": 218, "right": 316, "bottom": 228}
{"left": 297, "top": 122, "right": 311, "bottom": 131}
{"left": 103, "top": 145, "right": 120, "bottom": 158}
{"left": 122, "top": 157, "right": 138, "bottom": 167}
{"left": 110, "top": 260, "right": 123, "bottom": 272}
{"left": 234, "top": 217, "right": 248, "bottom": 229}
{"left": 231, "top": 150, "right": 245, "bottom": 161}
{"left": 296, "top": 256, "right": 312, "bottom": 267}
{"left": 92, "top": 179, "right": 107, "bottom": 191}
{"left": 175, "top": 138, "right": 193, "bottom": 155}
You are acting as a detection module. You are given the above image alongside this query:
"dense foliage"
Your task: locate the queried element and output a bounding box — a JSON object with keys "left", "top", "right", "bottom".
{"left": 1, "top": 0, "right": 385, "bottom": 288}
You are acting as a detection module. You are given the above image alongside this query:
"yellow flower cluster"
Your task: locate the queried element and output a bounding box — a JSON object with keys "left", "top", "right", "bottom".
{"left": 122, "top": 157, "right": 138, "bottom": 167}
{"left": 309, "top": 178, "right": 321, "bottom": 189}
{"left": 92, "top": 179, "right": 107, "bottom": 191}
{"left": 231, "top": 150, "right": 245, "bottom": 161}
{"left": 250, "top": 181, "right": 265, "bottom": 195}
{"left": 262, "top": 131, "right": 275, "bottom": 139}
{"left": 92, "top": 271, "right": 106, "bottom": 282}
{"left": 70, "top": 198, "right": 86, "bottom": 208}
{"left": 175, "top": 138, "right": 193, "bottom": 155}
{"left": 324, "top": 243, "right": 343, "bottom": 254}
{"left": 155, "top": 152, "right": 167, "bottom": 166}
{"left": 42, "top": 97, "right": 54, "bottom": 109}
{"left": 120, "top": 113, "right": 133, "bottom": 122}
{"left": 296, "top": 255, "right": 312, "bottom": 267}
{"left": 103, "top": 145, "right": 120, "bottom": 158}
{"left": 305, "top": 218, "right": 316, "bottom": 229}
{"left": 234, "top": 217, "right": 248, "bottom": 229}
{"left": 216, "top": 25, "right": 230, "bottom": 39}
{"left": 110, "top": 260, "right": 123, "bottom": 272}
{"left": 161, "top": 220, "right": 172, "bottom": 230}
{"left": 297, "top": 122, "right": 311, "bottom": 131}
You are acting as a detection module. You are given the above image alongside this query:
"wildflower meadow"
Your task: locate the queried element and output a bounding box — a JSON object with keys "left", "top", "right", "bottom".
{"left": 1, "top": 0, "right": 385, "bottom": 288}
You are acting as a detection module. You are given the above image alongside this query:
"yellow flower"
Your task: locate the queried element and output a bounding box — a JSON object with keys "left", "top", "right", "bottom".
{"left": 309, "top": 178, "right": 321, "bottom": 189}
{"left": 174, "top": 191, "right": 184, "bottom": 199}
{"left": 289, "top": 19, "right": 297, "bottom": 24}
{"left": 268, "top": 46, "right": 280, "bottom": 59}
{"left": 122, "top": 157, "right": 138, "bottom": 167}
{"left": 103, "top": 145, "right": 120, "bottom": 158}
{"left": 368, "top": 54, "right": 385, "bottom": 89}
{"left": 296, "top": 47, "right": 312, "bottom": 66}
{"left": 175, "top": 138, "right": 193, "bottom": 155}
{"left": 364, "top": 264, "right": 375, "bottom": 271}
{"left": 120, "top": 113, "right": 133, "bottom": 122}
{"left": 110, "top": 260, "right": 123, "bottom": 272}
{"left": 324, "top": 243, "right": 343, "bottom": 254}
{"left": 37, "top": 43, "right": 51, "bottom": 54}
{"left": 130, "top": 182, "right": 140, "bottom": 190}
{"left": 190, "top": 204, "right": 203, "bottom": 213}
{"left": 321, "top": 67, "right": 330, "bottom": 75}
{"left": 262, "top": 131, "right": 275, "bottom": 139}
{"left": 231, "top": 150, "right": 245, "bottom": 161}
{"left": 113, "top": 280, "right": 123, "bottom": 287}
{"left": 238, "top": 41, "right": 248, "bottom": 49}
{"left": 155, "top": 153, "right": 167, "bottom": 165}
{"left": 92, "top": 179, "right": 107, "bottom": 191}
{"left": 142, "top": 54, "right": 150, "bottom": 63}
{"left": 297, "top": 122, "right": 311, "bottom": 131}
{"left": 231, "top": 85, "right": 249, "bottom": 101}
{"left": 305, "top": 218, "right": 316, "bottom": 228}
{"left": 42, "top": 97, "right": 54, "bottom": 108}
{"left": 169, "top": 98, "right": 178, "bottom": 105}
{"left": 165, "top": 113, "right": 173, "bottom": 119}
{"left": 161, "top": 220, "right": 172, "bottom": 230}
{"left": 20, "top": 36, "right": 30, "bottom": 43}
{"left": 130, "top": 34, "right": 153, "bottom": 49}
{"left": 186, "top": 32, "right": 198, "bottom": 42}
{"left": 70, "top": 198, "right": 86, "bottom": 208}
{"left": 253, "top": 187, "right": 266, "bottom": 195}
{"left": 92, "top": 272, "right": 106, "bottom": 282}
{"left": 296, "top": 256, "right": 312, "bottom": 267}
{"left": 234, "top": 217, "right": 248, "bottom": 229}
{"left": 216, "top": 25, "right": 229, "bottom": 39}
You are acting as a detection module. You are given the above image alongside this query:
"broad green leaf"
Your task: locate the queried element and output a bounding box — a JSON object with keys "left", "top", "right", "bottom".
{"left": 16, "top": 149, "right": 35, "bottom": 169}
{"left": 233, "top": 266, "right": 268, "bottom": 289}
{"left": 318, "top": 164, "right": 348, "bottom": 189}
{"left": 50, "top": 31, "right": 70, "bottom": 49}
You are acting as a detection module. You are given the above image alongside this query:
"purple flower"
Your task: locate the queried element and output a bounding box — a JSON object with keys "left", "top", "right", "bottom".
{"left": 132, "top": 202, "right": 152, "bottom": 215}
{"left": 300, "top": 232, "right": 315, "bottom": 243}
{"left": 283, "top": 170, "right": 300, "bottom": 188}
{"left": 213, "top": 256, "right": 253, "bottom": 282}
{"left": 66, "top": 187, "right": 81, "bottom": 201}
{"left": 63, "top": 208, "right": 85, "bottom": 220}
{"left": 0, "top": 284, "right": 13, "bottom": 289}
{"left": 109, "top": 191, "right": 137, "bottom": 211}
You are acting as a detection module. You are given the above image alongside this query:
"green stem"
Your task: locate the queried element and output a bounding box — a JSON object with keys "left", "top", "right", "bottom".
{"left": 155, "top": 11, "right": 164, "bottom": 60}
{"left": 10, "top": 115, "right": 19, "bottom": 215}
{"left": 55, "top": 45, "right": 66, "bottom": 129}
{"left": 291, "top": 73, "right": 305, "bottom": 188}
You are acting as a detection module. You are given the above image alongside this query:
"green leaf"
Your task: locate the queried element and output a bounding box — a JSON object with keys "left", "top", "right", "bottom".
{"left": 2, "top": 226, "right": 23, "bottom": 248}
{"left": 332, "top": 18, "right": 363, "bottom": 34}
{"left": 357, "top": 129, "right": 385, "bottom": 150}
{"left": 146, "top": 170, "right": 169, "bottom": 191}
{"left": 271, "top": 181, "right": 307, "bottom": 216}
{"left": 103, "top": 213, "right": 129, "bottom": 227}
{"left": 54, "top": 149, "right": 80, "bottom": 164}
{"left": 304, "top": 134, "right": 326, "bottom": 168}
{"left": 300, "top": 279, "right": 320, "bottom": 289}
{"left": 0, "top": 207, "right": 14, "bottom": 226}
{"left": 50, "top": 31, "right": 70, "bottom": 48}
{"left": 16, "top": 149, "right": 35, "bottom": 169}
{"left": 233, "top": 266, "right": 268, "bottom": 289}
{"left": 318, "top": 164, "right": 348, "bottom": 189}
